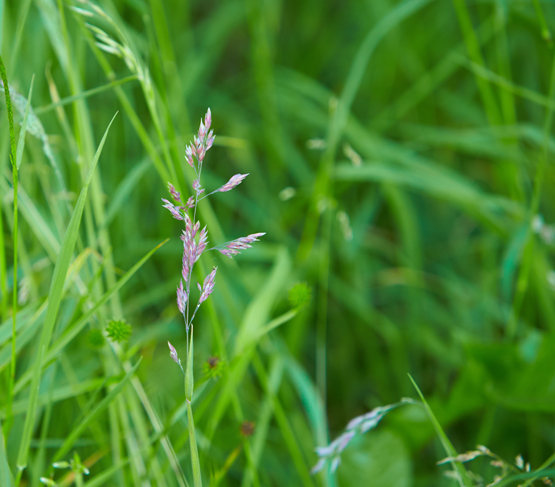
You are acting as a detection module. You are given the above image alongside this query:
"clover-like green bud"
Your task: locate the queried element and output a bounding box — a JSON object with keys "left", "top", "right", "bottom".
{"left": 288, "top": 282, "right": 312, "bottom": 308}
{"left": 106, "top": 319, "right": 132, "bottom": 343}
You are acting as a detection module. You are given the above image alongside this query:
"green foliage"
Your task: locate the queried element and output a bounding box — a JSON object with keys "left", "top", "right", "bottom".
{"left": 337, "top": 430, "right": 412, "bottom": 487}
{"left": 1, "top": 0, "right": 555, "bottom": 486}
{"left": 288, "top": 282, "right": 312, "bottom": 308}
{"left": 85, "top": 329, "right": 105, "bottom": 350}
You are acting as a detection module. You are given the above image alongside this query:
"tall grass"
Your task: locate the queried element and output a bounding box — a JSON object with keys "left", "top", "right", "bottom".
{"left": 1, "top": 0, "right": 555, "bottom": 485}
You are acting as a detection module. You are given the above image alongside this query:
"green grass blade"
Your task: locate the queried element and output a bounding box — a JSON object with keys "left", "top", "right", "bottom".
{"left": 187, "top": 400, "right": 202, "bottom": 487}
{"left": 0, "top": 421, "right": 14, "bottom": 487}
{"left": 451, "top": 0, "right": 501, "bottom": 126}
{"left": 408, "top": 374, "right": 473, "bottom": 487}
{"left": 34, "top": 75, "right": 138, "bottom": 115}
{"left": 496, "top": 468, "right": 555, "bottom": 487}
{"left": 15, "top": 75, "right": 33, "bottom": 170}
{"left": 52, "top": 359, "right": 142, "bottom": 463}
{"left": 298, "top": 0, "right": 432, "bottom": 258}
{"left": 13, "top": 239, "right": 167, "bottom": 395}
{"left": 0, "top": 55, "right": 16, "bottom": 165}
{"left": 15, "top": 113, "right": 117, "bottom": 473}
{"left": 82, "top": 459, "right": 131, "bottom": 487}
{"left": 284, "top": 351, "right": 335, "bottom": 487}
{"left": 234, "top": 247, "right": 292, "bottom": 355}
{"left": 0, "top": 53, "right": 19, "bottom": 441}
{"left": 103, "top": 158, "right": 151, "bottom": 227}
{"left": 532, "top": 0, "right": 552, "bottom": 44}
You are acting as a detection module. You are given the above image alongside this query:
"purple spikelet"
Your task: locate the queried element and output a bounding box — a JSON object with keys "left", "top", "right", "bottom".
{"left": 168, "top": 341, "right": 180, "bottom": 364}
{"left": 162, "top": 199, "right": 184, "bottom": 221}
{"left": 218, "top": 173, "right": 249, "bottom": 193}
{"left": 215, "top": 233, "right": 266, "bottom": 259}
{"left": 167, "top": 182, "right": 181, "bottom": 203}
{"left": 176, "top": 281, "right": 187, "bottom": 314}
{"left": 199, "top": 267, "right": 217, "bottom": 304}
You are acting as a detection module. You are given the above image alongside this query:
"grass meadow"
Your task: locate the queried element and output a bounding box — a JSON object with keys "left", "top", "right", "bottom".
{"left": 1, "top": 0, "right": 555, "bottom": 485}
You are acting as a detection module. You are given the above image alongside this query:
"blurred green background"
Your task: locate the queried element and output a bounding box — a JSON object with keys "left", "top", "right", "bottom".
{"left": 1, "top": 0, "right": 555, "bottom": 485}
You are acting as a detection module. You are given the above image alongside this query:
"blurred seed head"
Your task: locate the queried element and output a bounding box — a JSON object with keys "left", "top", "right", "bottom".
{"left": 240, "top": 420, "right": 255, "bottom": 438}
{"left": 336, "top": 211, "right": 353, "bottom": 241}
{"left": 203, "top": 356, "right": 225, "bottom": 380}
{"left": 106, "top": 319, "right": 132, "bottom": 343}
{"left": 343, "top": 143, "right": 362, "bottom": 167}
{"left": 306, "top": 138, "right": 326, "bottom": 150}
{"left": 279, "top": 187, "right": 296, "bottom": 201}
{"left": 288, "top": 282, "right": 312, "bottom": 308}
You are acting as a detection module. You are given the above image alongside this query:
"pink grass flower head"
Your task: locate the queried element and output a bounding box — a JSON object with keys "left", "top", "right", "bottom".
{"left": 193, "top": 179, "right": 204, "bottom": 195}
{"left": 199, "top": 267, "right": 217, "bottom": 304}
{"left": 206, "top": 130, "right": 215, "bottom": 150}
{"left": 198, "top": 119, "right": 207, "bottom": 139}
{"left": 196, "top": 227, "right": 208, "bottom": 261}
{"left": 176, "top": 280, "right": 187, "bottom": 314}
{"left": 168, "top": 341, "right": 180, "bottom": 364}
{"left": 185, "top": 145, "right": 195, "bottom": 169}
{"left": 162, "top": 198, "right": 184, "bottom": 221}
{"left": 162, "top": 109, "right": 265, "bottom": 379}
{"left": 182, "top": 253, "right": 190, "bottom": 282}
{"left": 217, "top": 232, "right": 266, "bottom": 259}
{"left": 167, "top": 182, "right": 181, "bottom": 203}
{"left": 204, "top": 108, "right": 211, "bottom": 131}
{"left": 218, "top": 173, "right": 249, "bottom": 193}
{"left": 198, "top": 108, "right": 212, "bottom": 139}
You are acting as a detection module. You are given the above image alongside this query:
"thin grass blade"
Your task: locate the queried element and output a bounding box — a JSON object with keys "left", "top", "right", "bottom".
{"left": 0, "top": 421, "right": 14, "bottom": 487}
{"left": 408, "top": 374, "right": 473, "bottom": 487}
{"left": 15, "top": 75, "right": 34, "bottom": 170}
{"left": 52, "top": 359, "right": 142, "bottom": 463}
{"left": 13, "top": 239, "right": 167, "bottom": 395}
{"left": 16, "top": 114, "right": 117, "bottom": 473}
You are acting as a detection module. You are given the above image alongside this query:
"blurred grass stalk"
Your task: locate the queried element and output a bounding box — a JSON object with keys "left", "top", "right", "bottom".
{"left": 0, "top": 54, "right": 19, "bottom": 441}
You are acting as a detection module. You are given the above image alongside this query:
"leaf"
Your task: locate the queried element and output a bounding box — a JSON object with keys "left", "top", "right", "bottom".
{"left": 52, "top": 359, "right": 142, "bottom": 462}
{"left": 409, "top": 375, "right": 473, "bottom": 487}
{"left": 15, "top": 75, "right": 34, "bottom": 170}
{"left": 336, "top": 430, "right": 412, "bottom": 487}
{"left": 16, "top": 114, "right": 117, "bottom": 472}
{"left": 0, "top": 421, "right": 14, "bottom": 487}
{"left": 187, "top": 400, "right": 202, "bottom": 487}
{"left": 13, "top": 239, "right": 167, "bottom": 396}
{"left": 233, "top": 246, "right": 292, "bottom": 354}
